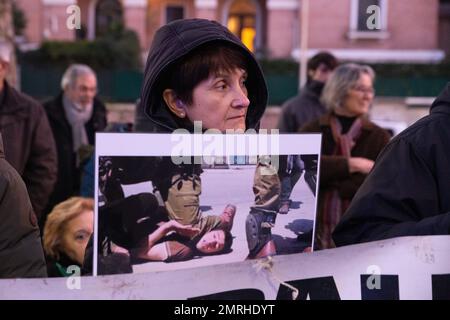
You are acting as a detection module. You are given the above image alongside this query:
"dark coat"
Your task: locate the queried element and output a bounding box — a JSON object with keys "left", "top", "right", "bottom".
{"left": 44, "top": 93, "right": 107, "bottom": 215}
{"left": 333, "top": 84, "right": 450, "bottom": 246}
{"left": 0, "top": 135, "right": 47, "bottom": 278}
{"left": 0, "top": 81, "right": 57, "bottom": 219}
{"left": 278, "top": 80, "right": 326, "bottom": 133}
{"left": 301, "top": 112, "right": 390, "bottom": 198}
{"left": 301, "top": 112, "right": 390, "bottom": 248}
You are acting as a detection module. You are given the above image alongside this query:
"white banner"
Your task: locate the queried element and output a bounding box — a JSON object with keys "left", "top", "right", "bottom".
{"left": 1, "top": 235, "right": 449, "bottom": 300}
{"left": 94, "top": 133, "right": 322, "bottom": 276}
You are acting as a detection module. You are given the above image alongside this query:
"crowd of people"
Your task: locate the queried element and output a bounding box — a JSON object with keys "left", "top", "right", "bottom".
{"left": 0, "top": 18, "right": 448, "bottom": 280}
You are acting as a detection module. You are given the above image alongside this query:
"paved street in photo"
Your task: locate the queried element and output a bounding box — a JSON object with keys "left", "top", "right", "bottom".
{"left": 117, "top": 164, "right": 317, "bottom": 274}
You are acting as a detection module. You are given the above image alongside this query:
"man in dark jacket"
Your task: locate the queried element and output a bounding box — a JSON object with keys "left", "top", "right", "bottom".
{"left": 0, "top": 135, "right": 47, "bottom": 278}
{"left": 333, "top": 83, "right": 450, "bottom": 246}
{"left": 278, "top": 51, "right": 338, "bottom": 133}
{"left": 0, "top": 42, "right": 57, "bottom": 221}
{"left": 44, "top": 64, "right": 107, "bottom": 226}
{"left": 277, "top": 52, "right": 338, "bottom": 214}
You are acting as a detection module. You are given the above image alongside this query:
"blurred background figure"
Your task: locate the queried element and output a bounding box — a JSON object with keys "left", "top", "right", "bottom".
{"left": 43, "top": 64, "right": 107, "bottom": 229}
{"left": 333, "top": 83, "right": 450, "bottom": 246}
{"left": 278, "top": 51, "right": 338, "bottom": 133}
{"left": 277, "top": 52, "right": 338, "bottom": 215}
{"left": 300, "top": 63, "right": 390, "bottom": 250}
{"left": 80, "top": 122, "right": 133, "bottom": 198}
{"left": 0, "top": 134, "right": 47, "bottom": 279}
{"left": 43, "top": 197, "right": 94, "bottom": 277}
{"left": 0, "top": 41, "right": 57, "bottom": 222}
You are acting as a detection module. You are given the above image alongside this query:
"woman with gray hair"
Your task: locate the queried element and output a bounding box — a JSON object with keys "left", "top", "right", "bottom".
{"left": 300, "top": 63, "right": 390, "bottom": 250}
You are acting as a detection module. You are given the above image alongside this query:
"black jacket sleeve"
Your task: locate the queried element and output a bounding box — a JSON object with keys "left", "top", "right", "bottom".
{"left": 278, "top": 104, "right": 296, "bottom": 133}
{"left": 22, "top": 105, "right": 57, "bottom": 219}
{"left": 333, "top": 137, "right": 450, "bottom": 246}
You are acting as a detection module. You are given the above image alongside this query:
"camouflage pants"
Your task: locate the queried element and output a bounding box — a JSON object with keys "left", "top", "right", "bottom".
{"left": 252, "top": 157, "right": 281, "bottom": 211}
{"left": 165, "top": 173, "right": 202, "bottom": 225}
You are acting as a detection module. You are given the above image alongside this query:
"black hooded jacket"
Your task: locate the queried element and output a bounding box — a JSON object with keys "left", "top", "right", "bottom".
{"left": 0, "top": 135, "right": 47, "bottom": 278}
{"left": 137, "top": 18, "right": 267, "bottom": 133}
{"left": 333, "top": 83, "right": 450, "bottom": 246}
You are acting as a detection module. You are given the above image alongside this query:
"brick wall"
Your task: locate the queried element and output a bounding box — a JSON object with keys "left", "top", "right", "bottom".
{"left": 308, "top": 0, "right": 439, "bottom": 50}
{"left": 308, "top": 0, "right": 352, "bottom": 49}
{"left": 267, "top": 9, "right": 297, "bottom": 57}
{"left": 124, "top": 6, "right": 148, "bottom": 50}
{"left": 195, "top": 8, "right": 218, "bottom": 21}
{"left": 388, "top": 0, "right": 439, "bottom": 49}
{"left": 16, "top": 0, "right": 43, "bottom": 44}
{"left": 43, "top": 5, "right": 76, "bottom": 40}
{"left": 146, "top": 0, "right": 196, "bottom": 51}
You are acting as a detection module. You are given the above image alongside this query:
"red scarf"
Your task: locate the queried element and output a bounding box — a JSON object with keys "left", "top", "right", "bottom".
{"left": 320, "top": 115, "right": 363, "bottom": 249}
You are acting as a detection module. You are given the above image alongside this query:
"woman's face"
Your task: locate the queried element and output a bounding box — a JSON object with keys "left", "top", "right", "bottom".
{"left": 339, "top": 73, "right": 374, "bottom": 117}
{"left": 185, "top": 68, "right": 250, "bottom": 132}
{"left": 60, "top": 210, "right": 94, "bottom": 265}
{"left": 196, "top": 229, "right": 226, "bottom": 254}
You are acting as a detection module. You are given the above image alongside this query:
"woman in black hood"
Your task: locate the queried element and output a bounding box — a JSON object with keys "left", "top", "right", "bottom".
{"left": 136, "top": 18, "right": 268, "bottom": 133}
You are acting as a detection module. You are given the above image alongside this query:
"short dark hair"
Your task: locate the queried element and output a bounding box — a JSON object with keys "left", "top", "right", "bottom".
{"left": 161, "top": 41, "right": 248, "bottom": 105}
{"left": 307, "top": 51, "right": 338, "bottom": 72}
{"left": 223, "top": 230, "right": 233, "bottom": 253}
{"left": 196, "top": 229, "right": 234, "bottom": 256}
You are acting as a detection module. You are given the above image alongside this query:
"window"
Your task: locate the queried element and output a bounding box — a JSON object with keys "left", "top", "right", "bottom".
{"left": 166, "top": 6, "right": 184, "bottom": 24}
{"left": 95, "top": 0, "right": 123, "bottom": 37}
{"left": 227, "top": 14, "right": 256, "bottom": 52}
{"left": 357, "top": 0, "right": 381, "bottom": 31}
{"left": 349, "top": 0, "right": 389, "bottom": 39}
{"left": 226, "top": 0, "right": 257, "bottom": 52}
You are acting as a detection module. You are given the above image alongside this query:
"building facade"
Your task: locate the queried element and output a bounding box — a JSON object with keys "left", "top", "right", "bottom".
{"left": 15, "top": 0, "right": 450, "bottom": 63}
